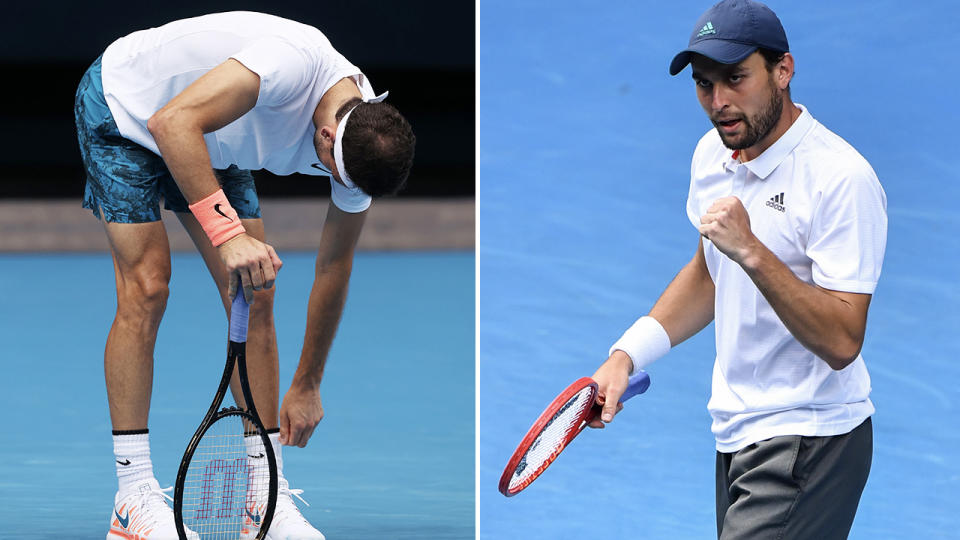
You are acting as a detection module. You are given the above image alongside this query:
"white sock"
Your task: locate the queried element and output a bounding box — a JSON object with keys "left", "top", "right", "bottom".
{"left": 244, "top": 430, "right": 284, "bottom": 484}
{"left": 268, "top": 431, "right": 283, "bottom": 475}
{"left": 113, "top": 430, "right": 155, "bottom": 493}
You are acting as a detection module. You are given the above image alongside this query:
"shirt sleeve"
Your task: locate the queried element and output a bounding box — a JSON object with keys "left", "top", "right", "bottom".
{"left": 686, "top": 137, "right": 706, "bottom": 231}
{"left": 231, "top": 38, "right": 313, "bottom": 106}
{"left": 806, "top": 165, "right": 887, "bottom": 294}
{"left": 686, "top": 159, "right": 702, "bottom": 230}
{"left": 329, "top": 178, "right": 372, "bottom": 213}
{"left": 686, "top": 132, "right": 720, "bottom": 231}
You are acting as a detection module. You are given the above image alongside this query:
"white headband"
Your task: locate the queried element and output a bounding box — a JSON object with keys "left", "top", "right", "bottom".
{"left": 333, "top": 91, "right": 389, "bottom": 189}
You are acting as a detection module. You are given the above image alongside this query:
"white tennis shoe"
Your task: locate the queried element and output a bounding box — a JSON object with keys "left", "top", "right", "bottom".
{"left": 241, "top": 476, "right": 325, "bottom": 540}
{"left": 107, "top": 478, "right": 199, "bottom": 540}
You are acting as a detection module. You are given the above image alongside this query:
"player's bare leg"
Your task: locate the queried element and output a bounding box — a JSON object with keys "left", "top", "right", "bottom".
{"left": 101, "top": 220, "right": 172, "bottom": 431}
{"left": 175, "top": 213, "right": 280, "bottom": 427}
{"left": 100, "top": 219, "right": 198, "bottom": 540}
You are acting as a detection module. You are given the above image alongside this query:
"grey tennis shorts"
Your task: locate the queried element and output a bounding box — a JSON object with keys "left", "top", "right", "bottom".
{"left": 74, "top": 56, "right": 261, "bottom": 224}
{"left": 716, "top": 417, "right": 872, "bottom": 540}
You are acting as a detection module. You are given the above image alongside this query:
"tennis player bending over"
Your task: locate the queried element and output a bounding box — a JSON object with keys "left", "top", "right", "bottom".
{"left": 74, "top": 12, "right": 415, "bottom": 540}
{"left": 590, "top": 2, "right": 885, "bottom": 539}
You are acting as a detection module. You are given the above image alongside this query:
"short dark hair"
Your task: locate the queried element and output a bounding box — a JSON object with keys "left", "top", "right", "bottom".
{"left": 336, "top": 98, "right": 416, "bottom": 198}
{"left": 758, "top": 48, "right": 786, "bottom": 71}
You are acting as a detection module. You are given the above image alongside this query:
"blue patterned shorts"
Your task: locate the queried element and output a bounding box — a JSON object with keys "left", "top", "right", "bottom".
{"left": 74, "top": 57, "right": 261, "bottom": 223}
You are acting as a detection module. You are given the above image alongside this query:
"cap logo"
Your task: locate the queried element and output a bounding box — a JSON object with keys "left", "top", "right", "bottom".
{"left": 697, "top": 21, "right": 716, "bottom": 37}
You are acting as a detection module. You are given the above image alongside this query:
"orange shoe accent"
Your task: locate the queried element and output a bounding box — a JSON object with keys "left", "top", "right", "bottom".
{"left": 107, "top": 529, "right": 141, "bottom": 540}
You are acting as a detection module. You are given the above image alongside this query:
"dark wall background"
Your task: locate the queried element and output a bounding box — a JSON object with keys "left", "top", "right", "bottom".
{"left": 0, "top": 1, "right": 474, "bottom": 198}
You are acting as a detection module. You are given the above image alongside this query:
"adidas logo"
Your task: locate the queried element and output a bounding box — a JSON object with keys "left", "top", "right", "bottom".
{"left": 765, "top": 192, "right": 786, "bottom": 212}
{"left": 697, "top": 21, "right": 716, "bottom": 37}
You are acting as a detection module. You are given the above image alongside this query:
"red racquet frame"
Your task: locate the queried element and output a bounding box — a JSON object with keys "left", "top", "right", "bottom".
{"left": 499, "top": 371, "right": 651, "bottom": 497}
{"left": 498, "top": 377, "right": 599, "bottom": 497}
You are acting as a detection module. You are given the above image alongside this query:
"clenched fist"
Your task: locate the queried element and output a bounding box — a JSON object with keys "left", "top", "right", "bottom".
{"left": 698, "top": 196, "right": 760, "bottom": 264}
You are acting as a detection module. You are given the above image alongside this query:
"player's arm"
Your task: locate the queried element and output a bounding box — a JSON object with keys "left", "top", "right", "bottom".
{"left": 147, "top": 59, "right": 281, "bottom": 300}
{"left": 699, "top": 196, "right": 869, "bottom": 370}
{"left": 649, "top": 236, "right": 716, "bottom": 345}
{"left": 590, "top": 236, "right": 715, "bottom": 427}
{"left": 147, "top": 59, "right": 259, "bottom": 201}
{"left": 278, "top": 202, "right": 368, "bottom": 447}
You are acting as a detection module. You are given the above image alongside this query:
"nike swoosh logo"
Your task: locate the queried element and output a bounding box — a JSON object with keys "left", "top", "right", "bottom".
{"left": 213, "top": 203, "right": 234, "bottom": 222}
{"left": 248, "top": 453, "right": 265, "bottom": 459}
{"left": 116, "top": 459, "right": 131, "bottom": 466}
{"left": 115, "top": 509, "right": 130, "bottom": 529}
{"left": 246, "top": 506, "right": 261, "bottom": 525}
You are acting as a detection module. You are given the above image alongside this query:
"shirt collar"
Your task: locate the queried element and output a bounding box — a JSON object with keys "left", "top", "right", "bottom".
{"left": 723, "top": 103, "right": 815, "bottom": 179}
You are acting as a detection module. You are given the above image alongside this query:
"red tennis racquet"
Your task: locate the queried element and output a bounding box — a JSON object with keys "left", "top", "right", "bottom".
{"left": 499, "top": 371, "right": 651, "bottom": 497}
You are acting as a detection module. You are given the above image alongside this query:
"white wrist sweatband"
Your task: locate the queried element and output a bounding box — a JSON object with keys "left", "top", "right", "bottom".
{"left": 609, "top": 316, "right": 671, "bottom": 374}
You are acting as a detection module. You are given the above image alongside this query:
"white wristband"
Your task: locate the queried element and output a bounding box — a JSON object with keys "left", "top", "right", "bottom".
{"left": 609, "top": 316, "right": 671, "bottom": 374}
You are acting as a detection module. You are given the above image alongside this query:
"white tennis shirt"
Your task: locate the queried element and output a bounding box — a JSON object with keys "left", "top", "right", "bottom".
{"left": 686, "top": 105, "right": 887, "bottom": 452}
{"left": 101, "top": 11, "right": 373, "bottom": 212}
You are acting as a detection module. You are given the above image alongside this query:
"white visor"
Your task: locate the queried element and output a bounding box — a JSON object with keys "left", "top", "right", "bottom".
{"left": 333, "top": 91, "right": 389, "bottom": 190}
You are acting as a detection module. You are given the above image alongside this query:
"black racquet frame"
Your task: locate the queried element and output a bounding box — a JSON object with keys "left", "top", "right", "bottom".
{"left": 173, "top": 287, "right": 279, "bottom": 539}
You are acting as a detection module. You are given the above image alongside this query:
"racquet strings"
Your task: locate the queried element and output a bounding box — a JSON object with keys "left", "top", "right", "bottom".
{"left": 182, "top": 415, "right": 270, "bottom": 539}
{"left": 507, "top": 385, "right": 596, "bottom": 492}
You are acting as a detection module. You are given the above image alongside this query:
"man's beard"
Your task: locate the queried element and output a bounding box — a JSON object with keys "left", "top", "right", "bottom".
{"left": 714, "top": 83, "right": 783, "bottom": 151}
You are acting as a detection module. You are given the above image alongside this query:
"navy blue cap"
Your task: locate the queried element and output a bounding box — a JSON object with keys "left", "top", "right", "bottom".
{"left": 669, "top": 0, "right": 789, "bottom": 76}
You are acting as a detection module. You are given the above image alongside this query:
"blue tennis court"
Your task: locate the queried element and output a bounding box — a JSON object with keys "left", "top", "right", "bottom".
{"left": 479, "top": 1, "right": 958, "bottom": 539}
{"left": 0, "top": 250, "right": 474, "bottom": 539}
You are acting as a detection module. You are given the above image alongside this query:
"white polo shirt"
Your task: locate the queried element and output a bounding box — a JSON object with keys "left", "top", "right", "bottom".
{"left": 101, "top": 11, "right": 373, "bottom": 212}
{"left": 686, "top": 105, "right": 887, "bottom": 452}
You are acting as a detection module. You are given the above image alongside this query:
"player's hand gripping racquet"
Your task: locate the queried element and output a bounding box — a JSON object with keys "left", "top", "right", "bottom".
{"left": 174, "top": 285, "right": 279, "bottom": 539}
{"left": 498, "top": 371, "right": 650, "bottom": 497}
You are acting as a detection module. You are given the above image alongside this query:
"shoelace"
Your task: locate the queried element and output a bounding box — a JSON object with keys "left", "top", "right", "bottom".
{"left": 272, "top": 483, "right": 312, "bottom": 525}
{"left": 157, "top": 486, "right": 175, "bottom": 504}
{"left": 248, "top": 480, "right": 308, "bottom": 506}
{"left": 281, "top": 486, "right": 309, "bottom": 507}
{"left": 126, "top": 485, "right": 175, "bottom": 529}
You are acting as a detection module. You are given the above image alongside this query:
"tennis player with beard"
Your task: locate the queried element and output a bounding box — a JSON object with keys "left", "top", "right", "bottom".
{"left": 589, "top": 1, "right": 886, "bottom": 538}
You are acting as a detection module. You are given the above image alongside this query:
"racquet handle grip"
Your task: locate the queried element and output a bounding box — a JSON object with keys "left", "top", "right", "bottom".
{"left": 229, "top": 281, "right": 250, "bottom": 343}
{"left": 618, "top": 371, "right": 651, "bottom": 403}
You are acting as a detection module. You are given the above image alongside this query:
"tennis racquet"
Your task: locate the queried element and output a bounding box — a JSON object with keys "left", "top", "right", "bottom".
{"left": 499, "top": 371, "right": 651, "bottom": 497}
{"left": 174, "top": 286, "right": 279, "bottom": 539}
